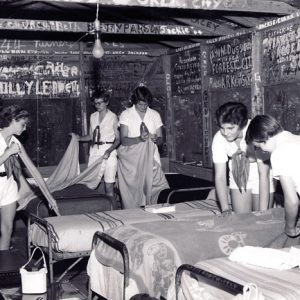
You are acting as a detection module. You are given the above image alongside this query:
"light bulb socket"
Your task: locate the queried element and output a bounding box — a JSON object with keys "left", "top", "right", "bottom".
{"left": 94, "top": 19, "right": 101, "bottom": 31}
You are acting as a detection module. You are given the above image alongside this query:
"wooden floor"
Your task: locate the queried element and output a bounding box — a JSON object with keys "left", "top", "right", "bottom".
{"left": 10, "top": 212, "right": 90, "bottom": 297}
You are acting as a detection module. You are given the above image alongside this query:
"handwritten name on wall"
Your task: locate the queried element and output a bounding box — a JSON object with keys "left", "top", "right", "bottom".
{"left": 262, "top": 21, "right": 300, "bottom": 83}
{"left": 100, "top": 23, "right": 203, "bottom": 35}
{"left": 0, "top": 19, "right": 87, "bottom": 32}
{"left": 208, "top": 35, "right": 252, "bottom": 89}
{"left": 171, "top": 47, "right": 201, "bottom": 95}
{"left": 0, "top": 58, "right": 80, "bottom": 97}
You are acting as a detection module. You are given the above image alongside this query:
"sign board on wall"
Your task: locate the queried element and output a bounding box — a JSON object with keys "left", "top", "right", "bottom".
{"left": 206, "top": 33, "right": 252, "bottom": 137}
{"left": 169, "top": 45, "right": 203, "bottom": 163}
{"left": 261, "top": 16, "right": 300, "bottom": 134}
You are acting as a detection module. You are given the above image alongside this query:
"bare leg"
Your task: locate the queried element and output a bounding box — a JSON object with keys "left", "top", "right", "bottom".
{"left": 268, "top": 193, "right": 274, "bottom": 208}
{"left": 252, "top": 193, "right": 274, "bottom": 211}
{"left": 230, "top": 189, "right": 252, "bottom": 213}
{"left": 0, "top": 201, "right": 17, "bottom": 250}
{"left": 105, "top": 182, "right": 117, "bottom": 210}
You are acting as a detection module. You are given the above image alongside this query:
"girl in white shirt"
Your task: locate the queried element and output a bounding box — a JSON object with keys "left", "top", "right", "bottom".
{"left": 212, "top": 102, "right": 274, "bottom": 215}
{"left": 246, "top": 114, "right": 300, "bottom": 238}
{"left": 72, "top": 90, "right": 120, "bottom": 204}
{"left": 118, "top": 86, "right": 168, "bottom": 208}
{"left": 0, "top": 105, "right": 29, "bottom": 250}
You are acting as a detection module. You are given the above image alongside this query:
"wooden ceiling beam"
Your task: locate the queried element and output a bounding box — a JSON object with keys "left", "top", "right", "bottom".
{"left": 223, "top": 16, "right": 259, "bottom": 28}
{"left": 174, "top": 18, "right": 235, "bottom": 36}
{"left": 37, "top": 0, "right": 296, "bottom": 15}
{"left": 0, "top": 18, "right": 217, "bottom": 36}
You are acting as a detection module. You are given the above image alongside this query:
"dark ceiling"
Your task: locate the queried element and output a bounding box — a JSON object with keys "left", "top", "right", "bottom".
{"left": 0, "top": 0, "right": 299, "bottom": 49}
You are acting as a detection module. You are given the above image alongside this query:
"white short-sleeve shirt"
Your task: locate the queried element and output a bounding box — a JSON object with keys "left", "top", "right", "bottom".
{"left": 119, "top": 105, "right": 163, "bottom": 164}
{"left": 0, "top": 132, "right": 20, "bottom": 172}
{"left": 90, "top": 109, "right": 117, "bottom": 143}
{"left": 212, "top": 120, "right": 274, "bottom": 192}
{"left": 0, "top": 131, "right": 20, "bottom": 206}
{"left": 119, "top": 105, "right": 163, "bottom": 137}
{"left": 271, "top": 131, "right": 300, "bottom": 195}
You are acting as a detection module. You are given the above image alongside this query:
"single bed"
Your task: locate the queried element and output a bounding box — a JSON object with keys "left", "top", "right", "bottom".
{"left": 24, "top": 183, "right": 114, "bottom": 217}
{"left": 88, "top": 208, "right": 291, "bottom": 300}
{"left": 28, "top": 188, "right": 217, "bottom": 283}
{"left": 173, "top": 245, "right": 300, "bottom": 300}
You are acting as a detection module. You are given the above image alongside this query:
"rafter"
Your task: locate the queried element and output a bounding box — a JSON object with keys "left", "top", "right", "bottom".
{"left": 174, "top": 18, "right": 235, "bottom": 36}
{"left": 223, "top": 16, "right": 259, "bottom": 28}
{"left": 37, "top": 0, "right": 296, "bottom": 14}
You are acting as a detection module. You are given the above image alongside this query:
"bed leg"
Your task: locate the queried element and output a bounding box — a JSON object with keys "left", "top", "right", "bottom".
{"left": 55, "top": 257, "right": 85, "bottom": 282}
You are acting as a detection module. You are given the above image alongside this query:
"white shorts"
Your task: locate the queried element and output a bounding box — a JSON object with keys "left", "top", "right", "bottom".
{"left": 229, "top": 163, "right": 275, "bottom": 194}
{"left": 88, "top": 145, "right": 117, "bottom": 183}
{"left": 0, "top": 175, "right": 18, "bottom": 207}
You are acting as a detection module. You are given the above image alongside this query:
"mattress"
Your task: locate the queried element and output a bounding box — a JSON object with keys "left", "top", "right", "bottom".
{"left": 29, "top": 199, "right": 221, "bottom": 253}
{"left": 172, "top": 248, "right": 300, "bottom": 300}
{"left": 25, "top": 183, "right": 112, "bottom": 216}
{"left": 88, "top": 208, "right": 294, "bottom": 300}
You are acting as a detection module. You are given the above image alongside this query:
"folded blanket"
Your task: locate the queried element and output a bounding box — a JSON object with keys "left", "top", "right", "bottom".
{"left": 229, "top": 246, "right": 300, "bottom": 270}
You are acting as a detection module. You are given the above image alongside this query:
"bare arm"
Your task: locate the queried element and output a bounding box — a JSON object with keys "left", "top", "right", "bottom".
{"left": 120, "top": 124, "right": 147, "bottom": 146}
{"left": 151, "top": 126, "right": 163, "bottom": 146}
{"left": 18, "top": 144, "right": 59, "bottom": 214}
{"left": 214, "top": 162, "right": 230, "bottom": 213}
{"left": 0, "top": 143, "right": 20, "bottom": 166}
{"left": 257, "top": 160, "right": 271, "bottom": 210}
{"left": 69, "top": 125, "right": 92, "bottom": 142}
{"left": 103, "top": 118, "right": 120, "bottom": 159}
{"left": 280, "top": 175, "right": 299, "bottom": 236}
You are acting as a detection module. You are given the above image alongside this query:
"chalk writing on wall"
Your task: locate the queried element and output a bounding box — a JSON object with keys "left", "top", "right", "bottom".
{"left": 100, "top": 23, "right": 203, "bottom": 35}
{"left": 208, "top": 34, "right": 252, "bottom": 89}
{"left": 0, "top": 19, "right": 87, "bottom": 32}
{"left": 262, "top": 21, "right": 300, "bottom": 84}
{"left": 0, "top": 57, "right": 80, "bottom": 98}
{"left": 170, "top": 46, "right": 201, "bottom": 95}
{"left": 264, "top": 83, "right": 300, "bottom": 134}
{"left": 173, "top": 94, "right": 203, "bottom": 162}
{"left": 169, "top": 45, "right": 203, "bottom": 162}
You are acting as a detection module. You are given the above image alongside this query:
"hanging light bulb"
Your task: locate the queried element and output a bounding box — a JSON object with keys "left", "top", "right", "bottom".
{"left": 93, "top": 33, "right": 104, "bottom": 58}
{"left": 92, "top": 2, "right": 104, "bottom": 59}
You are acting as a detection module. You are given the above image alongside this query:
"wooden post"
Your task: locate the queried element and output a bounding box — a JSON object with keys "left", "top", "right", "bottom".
{"left": 79, "top": 41, "right": 89, "bottom": 163}
{"left": 163, "top": 54, "right": 176, "bottom": 161}
{"left": 201, "top": 44, "right": 212, "bottom": 167}
{"left": 251, "top": 31, "right": 263, "bottom": 117}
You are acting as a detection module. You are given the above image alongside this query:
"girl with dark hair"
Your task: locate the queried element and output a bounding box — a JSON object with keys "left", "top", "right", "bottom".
{"left": 0, "top": 105, "right": 29, "bottom": 250}
{"left": 71, "top": 89, "right": 120, "bottom": 203}
{"left": 212, "top": 102, "right": 275, "bottom": 215}
{"left": 246, "top": 114, "right": 300, "bottom": 238}
{"left": 118, "top": 85, "right": 169, "bottom": 208}
{"left": 120, "top": 85, "right": 160, "bottom": 147}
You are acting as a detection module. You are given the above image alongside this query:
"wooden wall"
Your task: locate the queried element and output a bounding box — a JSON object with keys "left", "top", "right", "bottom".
{"left": 167, "top": 11, "right": 300, "bottom": 178}
{"left": 165, "top": 44, "right": 202, "bottom": 163}
{"left": 260, "top": 13, "right": 300, "bottom": 134}
{"left": 2, "top": 11, "right": 300, "bottom": 174}
{"left": 0, "top": 39, "right": 166, "bottom": 167}
{"left": 0, "top": 40, "right": 83, "bottom": 167}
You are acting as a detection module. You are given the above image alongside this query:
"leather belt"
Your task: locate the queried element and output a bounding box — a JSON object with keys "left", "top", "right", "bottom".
{"left": 0, "top": 172, "right": 7, "bottom": 177}
{"left": 94, "top": 141, "right": 114, "bottom": 145}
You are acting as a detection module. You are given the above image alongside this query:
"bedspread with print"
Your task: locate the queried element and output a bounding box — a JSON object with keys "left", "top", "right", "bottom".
{"left": 29, "top": 199, "right": 220, "bottom": 253}
{"left": 93, "top": 208, "right": 295, "bottom": 299}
